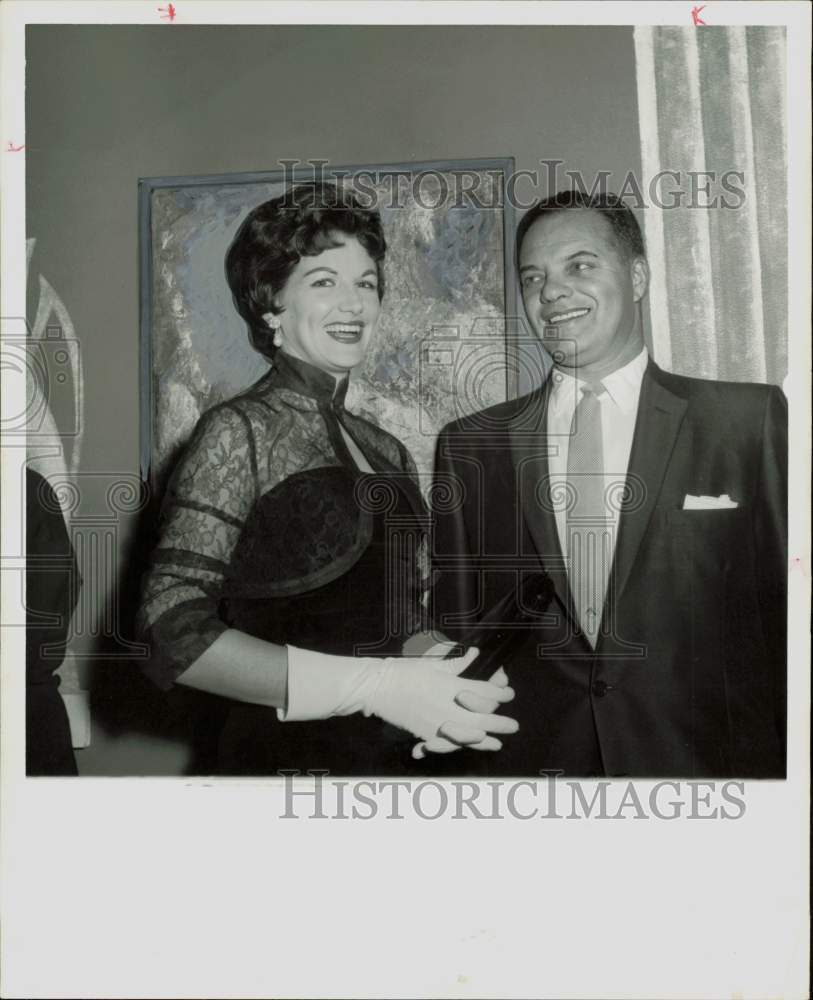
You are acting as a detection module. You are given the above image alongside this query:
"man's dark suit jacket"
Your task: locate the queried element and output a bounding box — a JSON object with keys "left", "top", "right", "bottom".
{"left": 430, "top": 360, "right": 787, "bottom": 778}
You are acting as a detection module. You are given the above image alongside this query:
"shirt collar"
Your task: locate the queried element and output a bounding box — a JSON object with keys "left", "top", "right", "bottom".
{"left": 599, "top": 347, "right": 649, "bottom": 413}
{"left": 551, "top": 347, "right": 648, "bottom": 414}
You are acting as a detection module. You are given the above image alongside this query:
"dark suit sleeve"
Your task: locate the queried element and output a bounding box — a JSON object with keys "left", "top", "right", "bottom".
{"left": 26, "top": 470, "right": 81, "bottom": 684}
{"left": 753, "top": 386, "right": 787, "bottom": 750}
{"left": 26, "top": 469, "right": 81, "bottom": 775}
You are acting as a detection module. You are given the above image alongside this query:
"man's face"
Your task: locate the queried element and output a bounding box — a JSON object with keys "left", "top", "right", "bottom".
{"left": 519, "top": 209, "right": 648, "bottom": 377}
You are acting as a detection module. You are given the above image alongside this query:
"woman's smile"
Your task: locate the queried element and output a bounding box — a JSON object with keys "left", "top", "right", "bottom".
{"left": 325, "top": 321, "right": 364, "bottom": 344}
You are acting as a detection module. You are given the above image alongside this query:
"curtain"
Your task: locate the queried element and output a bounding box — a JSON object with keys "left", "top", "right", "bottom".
{"left": 634, "top": 26, "right": 787, "bottom": 386}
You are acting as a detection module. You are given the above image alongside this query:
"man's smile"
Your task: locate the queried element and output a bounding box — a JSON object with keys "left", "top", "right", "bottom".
{"left": 542, "top": 307, "right": 591, "bottom": 328}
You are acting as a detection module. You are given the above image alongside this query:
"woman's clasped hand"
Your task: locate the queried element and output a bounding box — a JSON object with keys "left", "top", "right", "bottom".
{"left": 283, "top": 644, "right": 518, "bottom": 748}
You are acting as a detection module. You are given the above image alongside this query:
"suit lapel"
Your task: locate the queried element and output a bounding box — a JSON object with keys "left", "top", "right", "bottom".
{"left": 508, "top": 384, "right": 574, "bottom": 617}
{"left": 609, "top": 361, "right": 688, "bottom": 603}
{"left": 508, "top": 362, "right": 688, "bottom": 634}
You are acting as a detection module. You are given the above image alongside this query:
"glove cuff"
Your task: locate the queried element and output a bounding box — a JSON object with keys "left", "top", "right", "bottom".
{"left": 278, "top": 646, "right": 387, "bottom": 722}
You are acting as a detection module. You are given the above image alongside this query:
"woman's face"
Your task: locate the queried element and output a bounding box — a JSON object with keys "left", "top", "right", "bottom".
{"left": 271, "top": 235, "right": 382, "bottom": 377}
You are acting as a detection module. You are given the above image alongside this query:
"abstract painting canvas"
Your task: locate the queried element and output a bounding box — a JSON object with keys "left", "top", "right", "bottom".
{"left": 139, "top": 160, "right": 521, "bottom": 494}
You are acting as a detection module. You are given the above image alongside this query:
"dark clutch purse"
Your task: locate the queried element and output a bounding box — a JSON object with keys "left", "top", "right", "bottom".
{"left": 446, "top": 571, "right": 555, "bottom": 679}
{"left": 404, "top": 570, "right": 555, "bottom": 774}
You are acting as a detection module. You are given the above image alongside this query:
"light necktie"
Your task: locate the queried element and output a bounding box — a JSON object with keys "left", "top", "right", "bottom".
{"left": 566, "top": 383, "right": 611, "bottom": 647}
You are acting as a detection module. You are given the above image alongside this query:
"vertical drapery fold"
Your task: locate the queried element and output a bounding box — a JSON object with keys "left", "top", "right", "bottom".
{"left": 634, "top": 26, "right": 787, "bottom": 385}
{"left": 746, "top": 27, "right": 789, "bottom": 385}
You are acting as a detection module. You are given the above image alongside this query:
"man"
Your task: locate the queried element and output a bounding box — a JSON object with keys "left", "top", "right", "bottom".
{"left": 429, "top": 190, "right": 787, "bottom": 778}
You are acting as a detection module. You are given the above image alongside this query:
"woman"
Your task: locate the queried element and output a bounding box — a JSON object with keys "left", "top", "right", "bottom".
{"left": 137, "top": 182, "right": 516, "bottom": 775}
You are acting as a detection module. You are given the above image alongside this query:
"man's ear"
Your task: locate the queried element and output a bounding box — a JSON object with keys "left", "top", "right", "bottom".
{"left": 631, "top": 256, "right": 649, "bottom": 302}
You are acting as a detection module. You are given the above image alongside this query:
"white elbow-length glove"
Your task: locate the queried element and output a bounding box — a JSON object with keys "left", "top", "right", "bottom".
{"left": 280, "top": 644, "right": 517, "bottom": 747}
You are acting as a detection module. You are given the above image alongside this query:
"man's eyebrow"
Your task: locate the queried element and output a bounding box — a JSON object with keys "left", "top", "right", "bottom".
{"left": 519, "top": 249, "right": 600, "bottom": 273}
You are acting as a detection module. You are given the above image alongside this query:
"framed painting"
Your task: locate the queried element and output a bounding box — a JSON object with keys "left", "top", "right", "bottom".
{"left": 138, "top": 158, "right": 525, "bottom": 493}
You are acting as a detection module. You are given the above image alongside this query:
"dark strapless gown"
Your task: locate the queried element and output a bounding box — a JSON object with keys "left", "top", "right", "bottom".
{"left": 215, "top": 470, "right": 424, "bottom": 776}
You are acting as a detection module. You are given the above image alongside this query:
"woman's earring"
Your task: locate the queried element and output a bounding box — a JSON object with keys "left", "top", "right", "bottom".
{"left": 263, "top": 311, "right": 283, "bottom": 348}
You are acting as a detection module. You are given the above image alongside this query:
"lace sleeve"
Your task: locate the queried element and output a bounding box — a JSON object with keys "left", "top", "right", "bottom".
{"left": 137, "top": 404, "right": 258, "bottom": 689}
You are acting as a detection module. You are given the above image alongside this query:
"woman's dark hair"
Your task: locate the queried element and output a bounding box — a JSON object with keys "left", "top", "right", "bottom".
{"left": 225, "top": 182, "right": 387, "bottom": 362}
{"left": 516, "top": 189, "right": 646, "bottom": 262}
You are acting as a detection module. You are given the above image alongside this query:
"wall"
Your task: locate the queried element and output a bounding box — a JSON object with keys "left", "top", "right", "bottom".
{"left": 25, "top": 25, "right": 643, "bottom": 775}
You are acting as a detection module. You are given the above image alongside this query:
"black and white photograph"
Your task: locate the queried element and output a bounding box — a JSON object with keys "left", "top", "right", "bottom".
{"left": 1, "top": 3, "right": 810, "bottom": 998}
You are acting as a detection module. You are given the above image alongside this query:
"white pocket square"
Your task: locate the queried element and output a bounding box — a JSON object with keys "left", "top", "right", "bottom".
{"left": 682, "top": 493, "right": 739, "bottom": 510}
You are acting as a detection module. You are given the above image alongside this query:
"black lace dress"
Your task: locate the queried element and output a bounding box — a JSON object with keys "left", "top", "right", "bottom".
{"left": 138, "top": 352, "right": 428, "bottom": 775}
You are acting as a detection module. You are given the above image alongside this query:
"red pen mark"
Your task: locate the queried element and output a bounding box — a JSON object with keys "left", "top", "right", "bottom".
{"left": 6, "top": 141, "right": 25, "bottom": 152}
{"left": 158, "top": 3, "right": 176, "bottom": 20}
{"left": 789, "top": 556, "right": 809, "bottom": 578}
{"left": 691, "top": 5, "right": 707, "bottom": 25}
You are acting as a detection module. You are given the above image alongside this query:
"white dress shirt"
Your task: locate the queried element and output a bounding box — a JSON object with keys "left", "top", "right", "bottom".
{"left": 546, "top": 347, "right": 649, "bottom": 570}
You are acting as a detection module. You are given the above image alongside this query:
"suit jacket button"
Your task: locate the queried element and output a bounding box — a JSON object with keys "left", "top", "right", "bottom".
{"left": 592, "top": 680, "right": 609, "bottom": 697}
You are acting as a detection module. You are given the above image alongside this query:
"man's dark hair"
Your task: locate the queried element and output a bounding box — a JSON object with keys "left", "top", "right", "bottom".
{"left": 516, "top": 189, "right": 646, "bottom": 262}
{"left": 225, "top": 182, "right": 387, "bottom": 362}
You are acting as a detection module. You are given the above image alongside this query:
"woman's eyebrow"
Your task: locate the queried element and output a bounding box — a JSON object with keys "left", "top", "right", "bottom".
{"left": 302, "top": 266, "right": 338, "bottom": 277}
{"left": 302, "top": 266, "right": 378, "bottom": 278}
